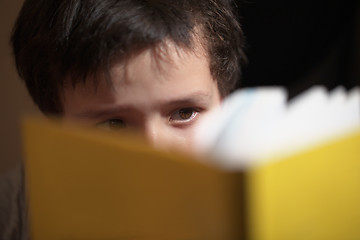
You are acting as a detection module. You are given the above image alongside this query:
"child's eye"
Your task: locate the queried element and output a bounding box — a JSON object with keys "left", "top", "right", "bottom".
{"left": 96, "top": 119, "right": 126, "bottom": 131}
{"left": 170, "top": 108, "right": 199, "bottom": 122}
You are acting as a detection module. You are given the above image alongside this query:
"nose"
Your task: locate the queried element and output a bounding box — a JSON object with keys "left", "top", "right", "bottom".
{"left": 141, "top": 119, "right": 169, "bottom": 149}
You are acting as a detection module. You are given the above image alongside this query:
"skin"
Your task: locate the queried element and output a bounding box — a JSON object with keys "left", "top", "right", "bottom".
{"left": 62, "top": 41, "right": 221, "bottom": 150}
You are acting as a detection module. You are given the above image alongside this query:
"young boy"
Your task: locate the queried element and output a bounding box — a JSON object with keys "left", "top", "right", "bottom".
{"left": 11, "top": 0, "right": 246, "bottom": 149}
{"left": 3, "top": 0, "right": 246, "bottom": 239}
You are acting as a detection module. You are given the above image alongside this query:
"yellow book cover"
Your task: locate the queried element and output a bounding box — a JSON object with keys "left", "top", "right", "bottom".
{"left": 22, "top": 116, "right": 360, "bottom": 240}
{"left": 22, "top": 117, "right": 245, "bottom": 240}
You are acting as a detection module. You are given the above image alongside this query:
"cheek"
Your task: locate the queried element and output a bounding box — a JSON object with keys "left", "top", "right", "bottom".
{"left": 176, "top": 125, "right": 200, "bottom": 149}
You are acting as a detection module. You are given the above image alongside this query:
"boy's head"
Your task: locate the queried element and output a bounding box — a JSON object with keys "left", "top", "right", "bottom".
{"left": 12, "top": 0, "right": 246, "bottom": 148}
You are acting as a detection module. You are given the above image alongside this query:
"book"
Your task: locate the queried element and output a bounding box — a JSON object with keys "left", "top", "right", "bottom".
{"left": 22, "top": 86, "right": 360, "bottom": 240}
{"left": 194, "top": 86, "right": 360, "bottom": 166}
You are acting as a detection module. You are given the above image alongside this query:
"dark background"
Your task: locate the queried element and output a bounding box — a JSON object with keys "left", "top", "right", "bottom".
{"left": 236, "top": 0, "right": 360, "bottom": 98}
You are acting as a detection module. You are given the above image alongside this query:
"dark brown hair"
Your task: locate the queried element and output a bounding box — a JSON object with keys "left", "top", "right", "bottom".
{"left": 11, "top": 0, "right": 246, "bottom": 114}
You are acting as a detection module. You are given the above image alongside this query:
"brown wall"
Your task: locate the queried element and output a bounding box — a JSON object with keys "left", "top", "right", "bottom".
{"left": 0, "top": 0, "right": 39, "bottom": 172}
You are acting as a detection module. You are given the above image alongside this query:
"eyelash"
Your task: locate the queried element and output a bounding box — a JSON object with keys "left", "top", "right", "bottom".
{"left": 96, "top": 119, "right": 126, "bottom": 131}
{"left": 95, "top": 107, "right": 201, "bottom": 130}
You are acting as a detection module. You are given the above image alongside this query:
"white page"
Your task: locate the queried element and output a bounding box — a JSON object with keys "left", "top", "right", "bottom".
{"left": 194, "top": 86, "right": 360, "bottom": 169}
{"left": 195, "top": 87, "right": 287, "bottom": 168}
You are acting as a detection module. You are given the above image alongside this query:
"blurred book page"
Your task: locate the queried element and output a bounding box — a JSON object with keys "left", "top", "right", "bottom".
{"left": 194, "top": 86, "right": 360, "bottom": 168}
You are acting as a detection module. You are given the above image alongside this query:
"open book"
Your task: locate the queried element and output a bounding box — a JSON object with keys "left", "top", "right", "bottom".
{"left": 195, "top": 86, "right": 360, "bottom": 167}
{"left": 22, "top": 86, "right": 360, "bottom": 240}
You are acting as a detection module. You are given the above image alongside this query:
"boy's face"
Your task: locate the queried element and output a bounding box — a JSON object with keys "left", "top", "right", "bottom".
{"left": 62, "top": 42, "right": 221, "bottom": 150}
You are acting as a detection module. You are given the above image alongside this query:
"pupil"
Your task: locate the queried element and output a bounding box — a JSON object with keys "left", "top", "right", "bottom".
{"left": 179, "top": 109, "right": 193, "bottom": 119}
{"left": 109, "top": 119, "right": 125, "bottom": 130}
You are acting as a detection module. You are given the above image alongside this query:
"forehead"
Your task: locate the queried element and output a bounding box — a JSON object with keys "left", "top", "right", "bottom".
{"left": 112, "top": 39, "right": 207, "bottom": 84}
{"left": 64, "top": 38, "right": 210, "bottom": 92}
{"left": 62, "top": 40, "right": 217, "bottom": 115}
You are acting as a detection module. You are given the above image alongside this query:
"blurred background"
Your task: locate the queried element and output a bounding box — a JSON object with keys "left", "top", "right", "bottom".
{"left": 0, "top": 0, "right": 38, "bottom": 172}
{"left": 237, "top": 0, "right": 360, "bottom": 97}
{"left": 0, "top": 0, "right": 359, "bottom": 172}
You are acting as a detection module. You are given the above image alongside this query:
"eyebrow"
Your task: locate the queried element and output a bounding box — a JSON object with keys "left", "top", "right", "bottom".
{"left": 75, "top": 91, "right": 212, "bottom": 119}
